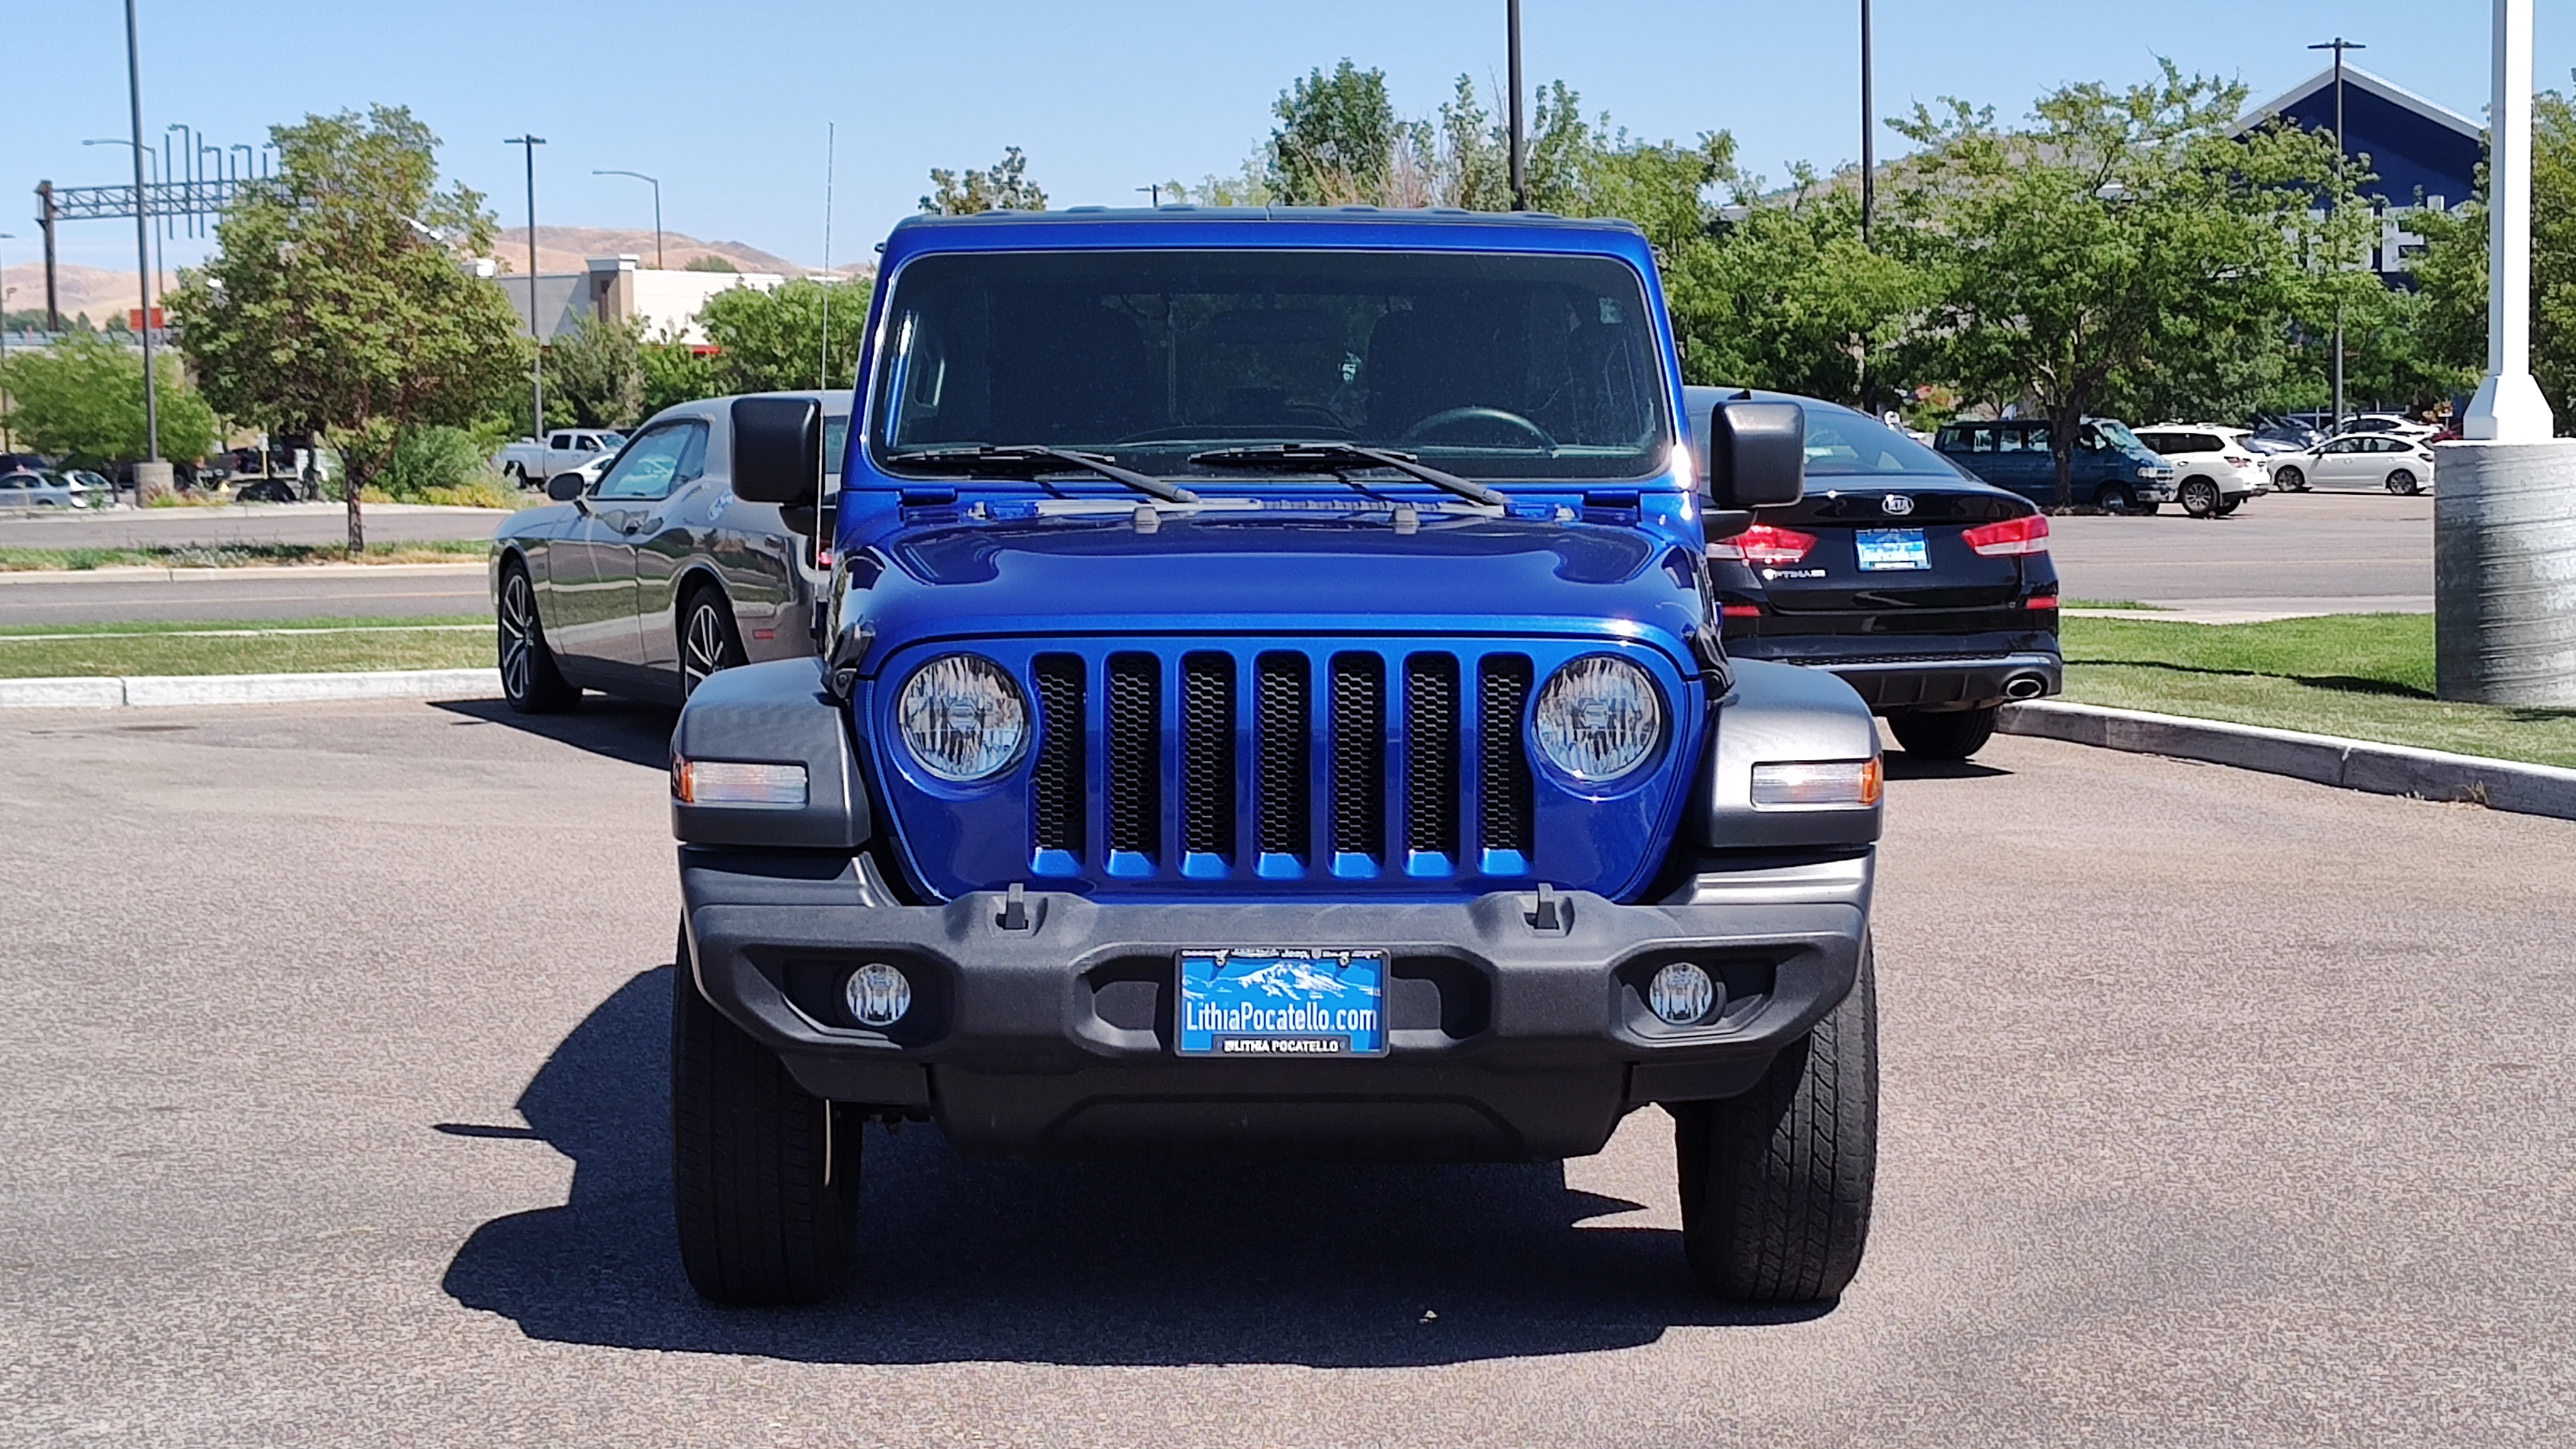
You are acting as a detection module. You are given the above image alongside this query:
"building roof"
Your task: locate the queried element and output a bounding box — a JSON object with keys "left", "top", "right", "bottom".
{"left": 2234, "top": 64, "right": 2484, "bottom": 208}
{"left": 2236, "top": 64, "right": 2482, "bottom": 142}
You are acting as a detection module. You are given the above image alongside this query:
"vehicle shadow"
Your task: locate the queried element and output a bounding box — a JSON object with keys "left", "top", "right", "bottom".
{"left": 432, "top": 696, "right": 676, "bottom": 769}
{"left": 1885, "top": 753, "right": 2009, "bottom": 781}
{"left": 439, "top": 967, "right": 1819, "bottom": 1367}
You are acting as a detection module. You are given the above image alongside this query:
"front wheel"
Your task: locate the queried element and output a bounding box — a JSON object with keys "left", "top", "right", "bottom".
{"left": 672, "top": 923, "right": 862, "bottom": 1305}
{"left": 1887, "top": 704, "right": 2001, "bottom": 760}
{"left": 497, "top": 564, "right": 579, "bottom": 713}
{"left": 2096, "top": 484, "right": 2138, "bottom": 514}
{"left": 679, "top": 587, "right": 748, "bottom": 698}
{"left": 2386, "top": 469, "right": 2421, "bottom": 496}
{"left": 2273, "top": 465, "right": 2307, "bottom": 492}
{"left": 1674, "top": 940, "right": 1878, "bottom": 1303}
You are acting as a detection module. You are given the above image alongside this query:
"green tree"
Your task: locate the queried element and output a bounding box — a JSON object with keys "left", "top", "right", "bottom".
{"left": 697, "top": 277, "right": 875, "bottom": 394}
{"left": 166, "top": 105, "right": 526, "bottom": 549}
{"left": 545, "top": 315, "right": 647, "bottom": 429}
{"left": 1268, "top": 60, "right": 1418, "bottom": 205}
{"left": 682, "top": 254, "right": 739, "bottom": 273}
{"left": 1887, "top": 64, "right": 2361, "bottom": 506}
{"left": 1667, "top": 180, "right": 1929, "bottom": 405}
{"left": 921, "top": 148, "right": 1048, "bottom": 214}
{"left": 2414, "top": 84, "right": 2576, "bottom": 418}
{"left": 641, "top": 338, "right": 726, "bottom": 414}
{"left": 0, "top": 330, "right": 218, "bottom": 465}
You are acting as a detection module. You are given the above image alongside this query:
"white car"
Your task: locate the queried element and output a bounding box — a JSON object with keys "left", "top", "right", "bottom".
{"left": 2135, "top": 425, "right": 2271, "bottom": 518}
{"left": 2267, "top": 434, "right": 2438, "bottom": 495}
{"left": 2326, "top": 413, "right": 2441, "bottom": 445}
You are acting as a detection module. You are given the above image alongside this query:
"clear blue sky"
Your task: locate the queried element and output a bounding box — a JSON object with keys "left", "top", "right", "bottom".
{"left": 9, "top": 0, "right": 2563, "bottom": 277}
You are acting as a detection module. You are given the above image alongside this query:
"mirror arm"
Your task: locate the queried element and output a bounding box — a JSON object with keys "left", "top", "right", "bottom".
{"left": 1704, "top": 509, "right": 1753, "bottom": 540}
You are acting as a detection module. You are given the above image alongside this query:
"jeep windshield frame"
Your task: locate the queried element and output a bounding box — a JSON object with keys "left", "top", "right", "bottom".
{"left": 866, "top": 247, "right": 1674, "bottom": 486}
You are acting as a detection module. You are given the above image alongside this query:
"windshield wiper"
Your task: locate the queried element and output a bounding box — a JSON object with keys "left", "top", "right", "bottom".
{"left": 886, "top": 445, "right": 1199, "bottom": 504}
{"left": 1186, "top": 443, "right": 1507, "bottom": 508}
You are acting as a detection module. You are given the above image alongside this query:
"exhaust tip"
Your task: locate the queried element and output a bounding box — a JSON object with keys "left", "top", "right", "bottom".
{"left": 2003, "top": 673, "right": 2048, "bottom": 701}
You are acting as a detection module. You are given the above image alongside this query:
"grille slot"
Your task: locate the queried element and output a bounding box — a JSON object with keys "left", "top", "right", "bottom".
{"left": 1255, "top": 653, "right": 1311, "bottom": 860}
{"left": 1030, "top": 654, "right": 1085, "bottom": 856}
{"left": 1181, "top": 653, "right": 1235, "bottom": 860}
{"left": 1404, "top": 654, "right": 1460, "bottom": 859}
{"left": 1330, "top": 653, "right": 1386, "bottom": 860}
{"left": 1105, "top": 653, "right": 1160, "bottom": 860}
{"left": 1478, "top": 655, "right": 1535, "bottom": 856}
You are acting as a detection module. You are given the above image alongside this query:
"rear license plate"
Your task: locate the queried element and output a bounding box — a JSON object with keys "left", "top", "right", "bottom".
{"left": 1177, "top": 948, "right": 1389, "bottom": 1057}
{"left": 1855, "top": 527, "right": 1929, "bottom": 570}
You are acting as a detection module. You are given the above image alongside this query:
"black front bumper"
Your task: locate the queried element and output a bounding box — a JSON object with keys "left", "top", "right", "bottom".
{"left": 680, "top": 848, "right": 1872, "bottom": 1163}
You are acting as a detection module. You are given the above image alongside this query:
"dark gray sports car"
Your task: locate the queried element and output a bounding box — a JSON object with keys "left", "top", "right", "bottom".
{"left": 489, "top": 390, "right": 848, "bottom": 710}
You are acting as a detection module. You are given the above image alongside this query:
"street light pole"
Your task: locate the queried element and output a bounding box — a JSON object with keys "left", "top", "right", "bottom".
{"left": 1507, "top": 0, "right": 1528, "bottom": 209}
{"left": 2308, "top": 38, "right": 2365, "bottom": 430}
{"left": 1, "top": 233, "right": 14, "bottom": 453}
{"left": 2464, "top": 0, "right": 2554, "bottom": 441}
{"left": 506, "top": 135, "right": 547, "bottom": 442}
{"left": 123, "top": 0, "right": 162, "bottom": 487}
{"left": 594, "top": 169, "right": 663, "bottom": 269}
{"left": 1860, "top": 0, "right": 1875, "bottom": 244}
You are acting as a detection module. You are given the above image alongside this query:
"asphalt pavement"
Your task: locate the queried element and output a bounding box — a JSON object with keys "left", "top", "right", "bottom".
{"left": 2047, "top": 490, "right": 2431, "bottom": 614}
{"left": 0, "top": 501, "right": 510, "bottom": 551}
{"left": 2, "top": 697, "right": 2566, "bottom": 1445}
{"left": 0, "top": 564, "right": 487, "bottom": 626}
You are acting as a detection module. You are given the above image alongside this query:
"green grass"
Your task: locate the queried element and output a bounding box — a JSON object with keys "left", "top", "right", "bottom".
{"left": 2062, "top": 599, "right": 2174, "bottom": 611}
{"left": 0, "top": 540, "right": 490, "bottom": 572}
{"left": 0, "top": 616, "right": 490, "bottom": 678}
{"left": 2062, "top": 613, "right": 2576, "bottom": 768}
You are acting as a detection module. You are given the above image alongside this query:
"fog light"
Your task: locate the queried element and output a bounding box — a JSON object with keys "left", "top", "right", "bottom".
{"left": 844, "top": 963, "right": 912, "bottom": 1027}
{"left": 1648, "top": 962, "right": 1718, "bottom": 1026}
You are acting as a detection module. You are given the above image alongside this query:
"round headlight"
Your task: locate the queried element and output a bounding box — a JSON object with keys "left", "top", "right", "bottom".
{"left": 897, "top": 654, "right": 1028, "bottom": 782}
{"left": 1533, "top": 655, "right": 1664, "bottom": 782}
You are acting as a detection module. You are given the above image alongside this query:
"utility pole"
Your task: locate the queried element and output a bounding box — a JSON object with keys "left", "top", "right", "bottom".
{"left": 821, "top": 123, "right": 836, "bottom": 392}
{"left": 1507, "top": 0, "right": 1527, "bottom": 209}
{"left": 123, "top": 0, "right": 164, "bottom": 496}
{"left": 1, "top": 234, "right": 14, "bottom": 452}
{"left": 594, "top": 169, "right": 663, "bottom": 269}
{"left": 35, "top": 183, "right": 60, "bottom": 332}
{"left": 1860, "top": 0, "right": 1875, "bottom": 243}
{"left": 2309, "top": 37, "right": 2365, "bottom": 431}
{"left": 505, "top": 135, "right": 547, "bottom": 442}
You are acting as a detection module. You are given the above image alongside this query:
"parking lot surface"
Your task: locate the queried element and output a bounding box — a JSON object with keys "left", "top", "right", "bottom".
{"left": 0, "top": 563, "right": 487, "bottom": 626}
{"left": 2048, "top": 490, "right": 2430, "bottom": 613}
{"left": 1, "top": 697, "right": 2567, "bottom": 1446}
{"left": 0, "top": 501, "right": 508, "bottom": 552}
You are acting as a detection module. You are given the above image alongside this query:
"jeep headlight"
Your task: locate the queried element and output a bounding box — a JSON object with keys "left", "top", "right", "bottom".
{"left": 1532, "top": 655, "right": 1664, "bottom": 782}
{"left": 897, "top": 654, "right": 1028, "bottom": 782}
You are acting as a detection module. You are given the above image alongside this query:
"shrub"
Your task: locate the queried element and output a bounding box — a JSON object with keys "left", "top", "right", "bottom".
{"left": 376, "top": 425, "right": 489, "bottom": 500}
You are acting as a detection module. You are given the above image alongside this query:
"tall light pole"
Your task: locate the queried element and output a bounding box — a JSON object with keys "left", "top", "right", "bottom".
{"left": 1, "top": 233, "right": 14, "bottom": 453}
{"left": 166, "top": 123, "right": 194, "bottom": 240}
{"left": 595, "top": 169, "right": 663, "bottom": 268}
{"left": 2464, "top": 0, "right": 2553, "bottom": 441}
{"left": 1507, "top": 0, "right": 1528, "bottom": 209}
{"left": 123, "top": 0, "right": 162, "bottom": 483}
{"left": 84, "top": 140, "right": 165, "bottom": 313}
{"left": 1860, "top": 0, "right": 1875, "bottom": 243}
{"left": 2309, "top": 38, "right": 2364, "bottom": 430}
{"left": 506, "top": 135, "right": 547, "bottom": 441}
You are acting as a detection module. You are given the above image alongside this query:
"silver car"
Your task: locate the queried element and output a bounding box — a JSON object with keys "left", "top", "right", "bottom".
{"left": 0, "top": 469, "right": 94, "bottom": 509}
{"left": 489, "top": 391, "right": 849, "bottom": 710}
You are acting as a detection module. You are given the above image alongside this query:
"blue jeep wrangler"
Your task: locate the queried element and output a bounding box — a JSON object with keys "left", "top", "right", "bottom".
{"left": 667, "top": 208, "right": 1884, "bottom": 1306}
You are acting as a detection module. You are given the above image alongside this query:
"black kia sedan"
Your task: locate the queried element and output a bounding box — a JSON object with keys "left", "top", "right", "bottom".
{"left": 1687, "top": 387, "right": 2062, "bottom": 760}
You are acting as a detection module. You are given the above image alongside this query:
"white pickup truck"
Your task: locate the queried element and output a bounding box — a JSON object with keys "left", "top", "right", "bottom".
{"left": 494, "top": 428, "right": 627, "bottom": 485}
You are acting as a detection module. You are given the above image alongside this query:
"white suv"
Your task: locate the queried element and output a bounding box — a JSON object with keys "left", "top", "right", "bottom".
{"left": 2135, "top": 425, "right": 2270, "bottom": 518}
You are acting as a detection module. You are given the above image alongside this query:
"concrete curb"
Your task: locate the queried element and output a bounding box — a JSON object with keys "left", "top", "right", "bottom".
{"left": 0, "top": 668, "right": 501, "bottom": 709}
{"left": 1998, "top": 701, "right": 2576, "bottom": 823}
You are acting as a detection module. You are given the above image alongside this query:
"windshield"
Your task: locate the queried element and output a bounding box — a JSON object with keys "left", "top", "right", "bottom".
{"left": 1797, "top": 404, "right": 1959, "bottom": 477}
{"left": 870, "top": 248, "right": 1670, "bottom": 482}
{"left": 2090, "top": 419, "right": 2148, "bottom": 453}
{"left": 598, "top": 431, "right": 628, "bottom": 450}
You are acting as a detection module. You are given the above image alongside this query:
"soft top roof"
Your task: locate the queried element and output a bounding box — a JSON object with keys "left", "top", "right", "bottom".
{"left": 879, "top": 206, "right": 1660, "bottom": 269}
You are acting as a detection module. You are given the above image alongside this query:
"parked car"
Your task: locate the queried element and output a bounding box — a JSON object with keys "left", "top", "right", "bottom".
{"left": 2134, "top": 425, "right": 2270, "bottom": 517}
{"left": 0, "top": 469, "right": 94, "bottom": 509}
{"left": 494, "top": 428, "right": 627, "bottom": 486}
{"left": 657, "top": 208, "right": 1884, "bottom": 1309}
{"left": 233, "top": 477, "right": 302, "bottom": 503}
{"left": 2246, "top": 414, "right": 2323, "bottom": 455}
{"left": 2265, "top": 434, "right": 2438, "bottom": 495}
{"left": 490, "top": 392, "right": 847, "bottom": 706}
{"left": 1932, "top": 417, "right": 2176, "bottom": 512}
{"left": 540, "top": 448, "right": 620, "bottom": 496}
{"left": 1692, "top": 386, "right": 2058, "bottom": 760}
{"left": 2324, "top": 413, "right": 2440, "bottom": 444}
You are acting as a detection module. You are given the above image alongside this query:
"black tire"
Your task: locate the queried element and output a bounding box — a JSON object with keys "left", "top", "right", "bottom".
{"left": 497, "top": 562, "right": 579, "bottom": 713}
{"left": 2215, "top": 497, "right": 2242, "bottom": 517}
{"left": 672, "top": 923, "right": 861, "bottom": 1305}
{"left": 1887, "top": 704, "right": 2000, "bottom": 760}
{"left": 2178, "top": 477, "right": 2221, "bottom": 517}
{"left": 680, "top": 586, "right": 748, "bottom": 699}
{"left": 2273, "top": 465, "right": 2307, "bottom": 492}
{"left": 1674, "top": 940, "right": 1877, "bottom": 1303}
{"left": 2386, "top": 469, "right": 2420, "bottom": 496}
{"left": 2096, "top": 484, "right": 2136, "bottom": 514}
{"left": 502, "top": 462, "right": 525, "bottom": 485}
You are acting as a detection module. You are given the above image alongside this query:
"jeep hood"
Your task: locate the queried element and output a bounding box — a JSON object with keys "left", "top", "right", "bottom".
{"left": 850, "top": 513, "right": 1707, "bottom": 669}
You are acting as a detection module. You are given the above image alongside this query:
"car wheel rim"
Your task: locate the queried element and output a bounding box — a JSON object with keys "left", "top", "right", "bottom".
{"left": 499, "top": 575, "right": 535, "bottom": 700}
{"left": 684, "top": 603, "right": 726, "bottom": 695}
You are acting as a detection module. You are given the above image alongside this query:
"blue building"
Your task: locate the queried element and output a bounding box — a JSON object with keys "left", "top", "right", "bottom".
{"left": 2235, "top": 64, "right": 2484, "bottom": 283}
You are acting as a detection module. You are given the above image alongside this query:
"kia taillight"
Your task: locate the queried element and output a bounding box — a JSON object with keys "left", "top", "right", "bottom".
{"left": 1708, "top": 523, "right": 1818, "bottom": 565}
{"left": 1962, "top": 514, "right": 2050, "bottom": 557}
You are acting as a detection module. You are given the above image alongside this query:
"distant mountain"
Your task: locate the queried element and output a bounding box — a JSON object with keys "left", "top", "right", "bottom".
{"left": 1, "top": 262, "right": 175, "bottom": 326}
{"left": 1220, "top": 958, "right": 1366, "bottom": 999}
{"left": 489, "top": 226, "right": 867, "bottom": 279}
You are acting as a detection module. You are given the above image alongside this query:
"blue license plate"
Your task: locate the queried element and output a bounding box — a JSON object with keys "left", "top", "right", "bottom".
{"left": 1855, "top": 527, "right": 1929, "bottom": 571}
{"left": 1177, "top": 948, "right": 1389, "bottom": 1057}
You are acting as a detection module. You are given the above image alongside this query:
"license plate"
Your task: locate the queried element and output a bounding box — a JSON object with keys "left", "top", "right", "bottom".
{"left": 1176, "top": 948, "right": 1389, "bottom": 1057}
{"left": 1855, "top": 527, "right": 1929, "bottom": 571}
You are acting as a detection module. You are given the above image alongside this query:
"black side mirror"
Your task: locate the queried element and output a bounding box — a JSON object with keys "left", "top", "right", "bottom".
{"left": 732, "top": 396, "right": 821, "bottom": 504}
{"left": 545, "top": 472, "right": 584, "bottom": 501}
{"left": 1707, "top": 401, "right": 1806, "bottom": 510}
